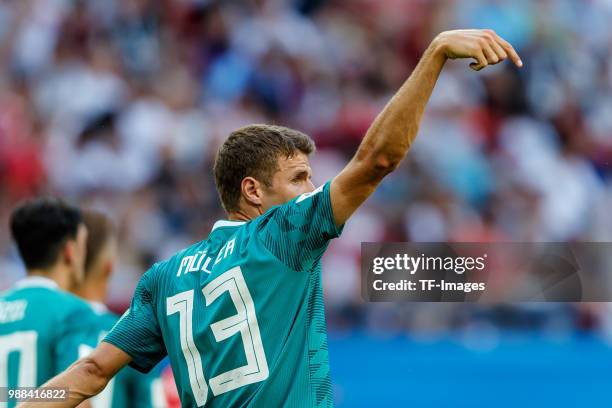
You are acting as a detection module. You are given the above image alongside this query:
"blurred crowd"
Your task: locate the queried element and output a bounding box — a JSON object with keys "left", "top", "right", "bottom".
{"left": 1, "top": 0, "right": 612, "bottom": 340}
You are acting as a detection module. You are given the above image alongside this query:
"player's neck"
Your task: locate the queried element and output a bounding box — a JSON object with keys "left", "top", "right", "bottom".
{"left": 72, "top": 279, "right": 107, "bottom": 303}
{"left": 227, "top": 213, "right": 250, "bottom": 222}
{"left": 228, "top": 205, "right": 264, "bottom": 222}
{"left": 27, "top": 265, "right": 72, "bottom": 291}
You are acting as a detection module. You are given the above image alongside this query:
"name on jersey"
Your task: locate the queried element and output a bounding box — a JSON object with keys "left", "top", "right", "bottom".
{"left": 177, "top": 238, "right": 236, "bottom": 277}
{"left": 0, "top": 300, "right": 27, "bottom": 323}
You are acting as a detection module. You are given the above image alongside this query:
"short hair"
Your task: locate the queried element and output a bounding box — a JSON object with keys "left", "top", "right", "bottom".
{"left": 82, "top": 210, "right": 116, "bottom": 277}
{"left": 213, "top": 124, "right": 315, "bottom": 212}
{"left": 10, "top": 198, "right": 82, "bottom": 270}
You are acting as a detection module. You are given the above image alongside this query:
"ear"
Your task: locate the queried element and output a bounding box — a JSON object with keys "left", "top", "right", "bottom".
{"left": 241, "top": 177, "right": 263, "bottom": 207}
{"left": 62, "top": 240, "right": 76, "bottom": 266}
{"left": 102, "top": 258, "right": 114, "bottom": 279}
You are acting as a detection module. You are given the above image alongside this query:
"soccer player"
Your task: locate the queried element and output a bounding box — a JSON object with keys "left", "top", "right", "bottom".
{"left": 72, "top": 210, "right": 165, "bottom": 408}
{"left": 21, "top": 29, "right": 522, "bottom": 407}
{"left": 0, "top": 198, "right": 97, "bottom": 408}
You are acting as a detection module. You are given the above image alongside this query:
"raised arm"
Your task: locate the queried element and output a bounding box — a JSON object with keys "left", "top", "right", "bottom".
{"left": 330, "top": 29, "right": 522, "bottom": 225}
{"left": 18, "top": 342, "right": 131, "bottom": 408}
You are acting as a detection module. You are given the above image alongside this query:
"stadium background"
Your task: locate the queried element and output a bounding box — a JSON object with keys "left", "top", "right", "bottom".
{"left": 0, "top": 0, "right": 611, "bottom": 406}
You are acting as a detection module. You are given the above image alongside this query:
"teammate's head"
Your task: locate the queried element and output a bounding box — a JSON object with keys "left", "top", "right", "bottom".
{"left": 82, "top": 210, "right": 117, "bottom": 284}
{"left": 10, "top": 198, "right": 88, "bottom": 288}
{"left": 214, "top": 124, "right": 316, "bottom": 216}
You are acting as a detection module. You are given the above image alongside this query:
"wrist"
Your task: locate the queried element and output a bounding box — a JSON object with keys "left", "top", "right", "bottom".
{"left": 430, "top": 33, "right": 449, "bottom": 61}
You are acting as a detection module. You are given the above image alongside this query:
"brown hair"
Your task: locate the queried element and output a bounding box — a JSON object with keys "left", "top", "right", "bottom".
{"left": 82, "top": 210, "right": 116, "bottom": 276}
{"left": 213, "top": 124, "right": 315, "bottom": 212}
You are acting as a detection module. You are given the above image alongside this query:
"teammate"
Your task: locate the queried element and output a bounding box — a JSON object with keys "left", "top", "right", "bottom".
{"left": 21, "top": 29, "right": 522, "bottom": 407}
{"left": 0, "top": 198, "right": 98, "bottom": 408}
{"left": 72, "top": 210, "right": 165, "bottom": 408}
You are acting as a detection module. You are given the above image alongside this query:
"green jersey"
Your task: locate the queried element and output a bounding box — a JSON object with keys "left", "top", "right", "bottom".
{"left": 81, "top": 303, "right": 163, "bottom": 408}
{"left": 105, "top": 181, "right": 343, "bottom": 407}
{"left": 0, "top": 276, "right": 99, "bottom": 408}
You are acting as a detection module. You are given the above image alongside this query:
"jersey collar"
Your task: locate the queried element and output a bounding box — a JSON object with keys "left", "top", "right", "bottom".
{"left": 88, "top": 301, "right": 109, "bottom": 314}
{"left": 14, "top": 275, "right": 59, "bottom": 290}
{"left": 211, "top": 220, "right": 245, "bottom": 232}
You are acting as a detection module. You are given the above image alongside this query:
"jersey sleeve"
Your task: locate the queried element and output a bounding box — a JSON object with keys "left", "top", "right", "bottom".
{"left": 257, "top": 180, "right": 343, "bottom": 271}
{"left": 103, "top": 267, "right": 167, "bottom": 373}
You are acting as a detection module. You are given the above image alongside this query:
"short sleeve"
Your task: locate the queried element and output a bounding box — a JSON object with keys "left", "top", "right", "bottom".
{"left": 257, "top": 180, "right": 343, "bottom": 271}
{"left": 103, "top": 268, "right": 166, "bottom": 373}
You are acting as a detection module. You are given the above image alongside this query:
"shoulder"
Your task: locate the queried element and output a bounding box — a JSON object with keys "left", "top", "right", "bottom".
{"left": 58, "top": 290, "right": 91, "bottom": 309}
{"left": 266, "top": 182, "right": 330, "bottom": 217}
{"left": 147, "top": 240, "right": 207, "bottom": 279}
{"left": 98, "top": 310, "right": 121, "bottom": 331}
{"left": 18, "top": 287, "right": 93, "bottom": 317}
{"left": 295, "top": 183, "right": 327, "bottom": 204}
{"left": 49, "top": 292, "right": 101, "bottom": 338}
{"left": 57, "top": 291, "right": 98, "bottom": 321}
{"left": 0, "top": 287, "right": 16, "bottom": 301}
{"left": 256, "top": 182, "right": 332, "bottom": 230}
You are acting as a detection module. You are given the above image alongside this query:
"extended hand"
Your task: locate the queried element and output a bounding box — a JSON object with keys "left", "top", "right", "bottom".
{"left": 434, "top": 29, "right": 523, "bottom": 71}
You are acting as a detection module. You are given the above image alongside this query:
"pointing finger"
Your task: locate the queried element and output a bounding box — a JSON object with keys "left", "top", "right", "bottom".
{"left": 496, "top": 36, "right": 523, "bottom": 67}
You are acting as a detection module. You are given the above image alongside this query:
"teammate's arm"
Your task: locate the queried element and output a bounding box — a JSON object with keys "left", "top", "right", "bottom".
{"left": 330, "top": 29, "right": 522, "bottom": 226}
{"left": 20, "top": 266, "right": 165, "bottom": 408}
{"left": 17, "top": 343, "right": 131, "bottom": 408}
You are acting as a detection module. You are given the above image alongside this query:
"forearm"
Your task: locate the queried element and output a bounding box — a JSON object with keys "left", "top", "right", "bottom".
{"left": 354, "top": 38, "right": 447, "bottom": 174}
{"left": 17, "top": 358, "right": 107, "bottom": 408}
{"left": 330, "top": 42, "right": 447, "bottom": 226}
{"left": 330, "top": 29, "right": 521, "bottom": 226}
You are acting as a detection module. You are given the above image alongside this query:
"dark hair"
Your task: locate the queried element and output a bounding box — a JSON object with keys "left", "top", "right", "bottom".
{"left": 76, "top": 111, "right": 117, "bottom": 149}
{"left": 82, "top": 210, "right": 116, "bottom": 277}
{"left": 213, "top": 124, "right": 315, "bottom": 212}
{"left": 10, "top": 198, "right": 82, "bottom": 270}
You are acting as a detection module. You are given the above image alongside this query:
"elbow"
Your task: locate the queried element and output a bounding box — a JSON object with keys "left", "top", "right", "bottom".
{"left": 357, "top": 152, "right": 401, "bottom": 181}
{"left": 348, "top": 152, "right": 402, "bottom": 185}
{"left": 356, "top": 142, "right": 410, "bottom": 180}
{"left": 372, "top": 154, "right": 402, "bottom": 175}
{"left": 76, "top": 357, "right": 110, "bottom": 396}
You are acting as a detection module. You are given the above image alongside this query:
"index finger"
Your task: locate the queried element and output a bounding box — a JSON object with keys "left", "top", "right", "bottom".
{"left": 494, "top": 35, "right": 523, "bottom": 67}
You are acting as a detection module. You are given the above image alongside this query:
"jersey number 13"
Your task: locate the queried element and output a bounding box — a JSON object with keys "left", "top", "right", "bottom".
{"left": 166, "top": 266, "right": 269, "bottom": 406}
